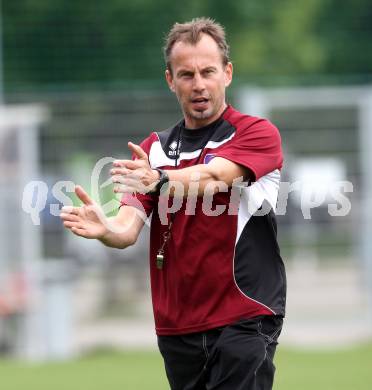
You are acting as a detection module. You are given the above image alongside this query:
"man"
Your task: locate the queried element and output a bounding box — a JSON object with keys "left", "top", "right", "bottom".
{"left": 61, "top": 17, "right": 286, "bottom": 390}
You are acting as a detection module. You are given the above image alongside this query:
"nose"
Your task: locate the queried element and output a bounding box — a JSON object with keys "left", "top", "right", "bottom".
{"left": 192, "top": 72, "right": 206, "bottom": 93}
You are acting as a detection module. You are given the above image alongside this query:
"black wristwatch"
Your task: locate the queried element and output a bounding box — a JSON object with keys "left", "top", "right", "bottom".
{"left": 152, "top": 168, "right": 169, "bottom": 194}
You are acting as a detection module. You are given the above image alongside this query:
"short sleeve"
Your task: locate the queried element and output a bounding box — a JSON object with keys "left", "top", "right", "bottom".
{"left": 120, "top": 192, "right": 155, "bottom": 217}
{"left": 215, "top": 119, "right": 283, "bottom": 181}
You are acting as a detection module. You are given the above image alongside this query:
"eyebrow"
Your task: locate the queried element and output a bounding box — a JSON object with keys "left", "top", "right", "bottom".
{"left": 176, "top": 66, "right": 217, "bottom": 77}
{"left": 177, "top": 69, "right": 194, "bottom": 77}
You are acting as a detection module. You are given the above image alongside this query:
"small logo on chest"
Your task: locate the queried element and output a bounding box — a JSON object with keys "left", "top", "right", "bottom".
{"left": 168, "top": 140, "right": 180, "bottom": 156}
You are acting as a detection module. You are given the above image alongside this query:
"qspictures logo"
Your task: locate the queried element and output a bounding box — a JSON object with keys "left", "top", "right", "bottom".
{"left": 21, "top": 157, "right": 353, "bottom": 229}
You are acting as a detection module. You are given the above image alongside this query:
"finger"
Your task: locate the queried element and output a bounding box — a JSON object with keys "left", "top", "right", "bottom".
{"left": 111, "top": 175, "right": 126, "bottom": 185}
{"left": 60, "top": 213, "right": 80, "bottom": 222}
{"left": 113, "top": 184, "right": 138, "bottom": 194}
{"left": 113, "top": 176, "right": 144, "bottom": 187}
{"left": 71, "top": 227, "right": 90, "bottom": 238}
{"left": 75, "top": 185, "right": 94, "bottom": 206}
{"left": 110, "top": 167, "right": 130, "bottom": 176}
{"left": 63, "top": 221, "right": 83, "bottom": 229}
{"left": 123, "top": 160, "right": 147, "bottom": 171}
{"left": 61, "top": 206, "right": 80, "bottom": 215}
{"left": 112, "top": 159, "right": 131, "bottom": 168}
{"left": 111, "top": 174, "right": 144, "bottom": 185}
{"left": 128, "top": 142, "right": 148, "bottom": 161}
{"left": 112, "top": 160, "right": 144, "bottom": 170}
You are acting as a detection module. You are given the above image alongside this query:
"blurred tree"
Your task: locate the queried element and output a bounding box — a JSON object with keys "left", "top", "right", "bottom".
{"left": 317, "top": 0, "right": 372, "bottom": 77}
{"left": 2, "top": 0, "right": 372, "bottom": 91}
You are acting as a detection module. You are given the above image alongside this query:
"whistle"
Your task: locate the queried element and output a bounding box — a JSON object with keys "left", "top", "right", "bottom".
{"left": 156, "top": 253, "right": 164, "bottom": 270}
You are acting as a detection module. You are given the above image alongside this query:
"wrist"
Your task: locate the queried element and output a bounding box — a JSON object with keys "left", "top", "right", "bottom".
{"left": 151, "top": 168, "right": 169, "bottom": 194}
{"left": 152, "top": 169, "right": 161, "bottom": 184}
{"left": 98, "top": 224, "right": 111, "bottom": 243}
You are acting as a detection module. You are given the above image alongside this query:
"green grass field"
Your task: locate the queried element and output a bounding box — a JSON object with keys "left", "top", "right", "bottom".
{"left": 0, "top": 344, "right": 371, "bottom": 390}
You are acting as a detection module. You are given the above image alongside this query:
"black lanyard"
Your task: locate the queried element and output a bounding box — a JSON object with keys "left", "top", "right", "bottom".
{"left": 156, "top": 119, "right": 221, "bottom": 270}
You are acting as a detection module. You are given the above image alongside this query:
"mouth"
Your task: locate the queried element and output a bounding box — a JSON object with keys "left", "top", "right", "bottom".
{"left": 191, "top": 97, "right": 209, "bottom": 104}
{"left": 190, "top": 97, "right": 209, "bottom": 110}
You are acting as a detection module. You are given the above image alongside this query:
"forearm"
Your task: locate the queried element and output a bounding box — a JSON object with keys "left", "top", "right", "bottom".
{"left": 98, "top": 217, "right": 137, "bottom": 249}
{"left": 166, "top": 164, "right": 219, "bottom": 197}
{"left": 111, "top": 149, "right": 248, "bottom": 198}
{"left": 163, "top": 157, "right": 248, "bottom": 197}
{"left": 98, "top": 206, "right": 145, "bottom": 249}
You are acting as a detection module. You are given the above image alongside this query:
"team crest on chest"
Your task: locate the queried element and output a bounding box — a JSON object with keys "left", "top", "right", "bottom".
{"left": 204, "top": 153, "right": 216, "bottom": 164}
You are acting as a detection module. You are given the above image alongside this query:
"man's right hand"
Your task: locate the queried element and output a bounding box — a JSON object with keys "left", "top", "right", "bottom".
{"left": 60, "top": 185, "right": 108, "bottom": 239}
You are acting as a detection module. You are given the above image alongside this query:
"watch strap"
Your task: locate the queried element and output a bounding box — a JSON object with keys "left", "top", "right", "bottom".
{"left": 153, "top": 168, "right": 169, "bottom": 194}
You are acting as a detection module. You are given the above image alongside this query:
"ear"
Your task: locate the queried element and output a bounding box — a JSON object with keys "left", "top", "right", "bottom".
{"left": 165, "top": 69, "right": 175, "bottom": 92}
{"left": 224, "top": 62, "right": 233, "bottom": 87}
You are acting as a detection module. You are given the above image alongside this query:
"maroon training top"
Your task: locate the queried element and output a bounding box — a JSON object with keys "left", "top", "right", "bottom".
{"left": 121, "top": 105, "right": 286, "bottom": 335}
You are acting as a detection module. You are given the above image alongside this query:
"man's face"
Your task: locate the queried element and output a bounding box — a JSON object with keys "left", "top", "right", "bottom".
{"left": 165, "top": 34, "right": 233, "bottom": 129}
